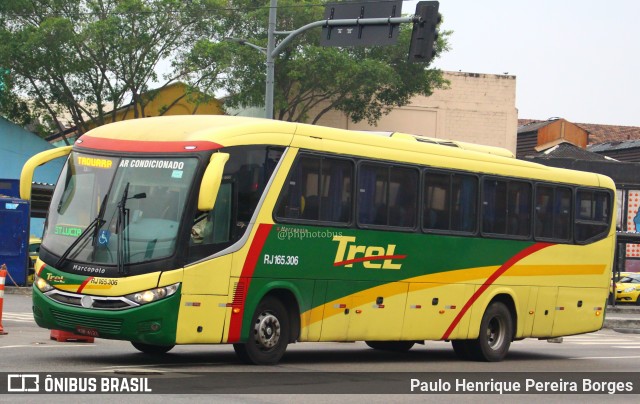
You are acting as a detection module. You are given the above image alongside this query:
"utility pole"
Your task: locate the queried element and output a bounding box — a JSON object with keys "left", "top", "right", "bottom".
{"left": 230, "top": 1, "right": 437, "bottom": 120}
{"left": 265, "top": 0, "right": 277, "bottom": 119}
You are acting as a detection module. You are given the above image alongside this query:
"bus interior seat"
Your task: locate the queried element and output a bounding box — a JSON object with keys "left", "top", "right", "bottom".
{"left": 301, "top": 195, "right": 319, "bottom": 220}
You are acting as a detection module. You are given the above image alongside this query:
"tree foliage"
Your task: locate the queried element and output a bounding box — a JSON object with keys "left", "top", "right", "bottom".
{"left": 0, "top": 0, "right": 220, "bottom": 139}
{"left": 0, "top": 0, "right": 450, "bottom": 136}
{"left": 185, "top": 0, "right": 450, "bottom": 124}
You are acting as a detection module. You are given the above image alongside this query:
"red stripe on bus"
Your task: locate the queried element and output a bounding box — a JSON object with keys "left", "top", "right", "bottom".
{"left": 333, "top": 255, "right": 407, "bottom": 266}
{"left": 227, "top": 223, "right": 273, "bottom": 343}
{"left": 77, "top": 136, "right": 222, "bottom": 152}
{"left": 77, "top": 277, "right": 94, "bottom": 293}
{"left": 441, "top": 242, "right": 553, "bottom": 340}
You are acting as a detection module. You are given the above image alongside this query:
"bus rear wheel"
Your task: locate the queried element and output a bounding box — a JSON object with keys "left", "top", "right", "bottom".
{"left": 365, "top": 341, "right": 415, "bottom": 352}
{"left": 466, "top": 301, "right": 513, "bottom": 362}
{"left": 131, "top": 342, "right": 174, "bottom": 354}
{"left": 233, "top": 296, "right": 290, "bottom": 365}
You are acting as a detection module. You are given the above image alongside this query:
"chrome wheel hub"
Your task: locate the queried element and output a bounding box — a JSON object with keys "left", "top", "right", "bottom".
{"left": 254, "top": 312, "right": 281, "bottom": 349}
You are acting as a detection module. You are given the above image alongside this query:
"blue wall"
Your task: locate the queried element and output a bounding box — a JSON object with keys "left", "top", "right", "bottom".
{"left": 1, "top": 117, "right": 66, "bottom": 236}
{"left": 0, "top": 117, "right": 65, "bottom": 184}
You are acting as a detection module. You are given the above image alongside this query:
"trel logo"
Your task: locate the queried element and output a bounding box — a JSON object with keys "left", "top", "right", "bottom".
{"left": 46, "top": 273, "right": 64, "bottom": 283}
{"left": 332, "top": 236, "right": 406, "bottom": 270}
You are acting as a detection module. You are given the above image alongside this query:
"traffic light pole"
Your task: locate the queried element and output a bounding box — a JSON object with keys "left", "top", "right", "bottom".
{"left": 265, "top": 0, "right": 277, "bottom": 119}
{"left": 240, "top": 0, "right": 425, "bottom": 119}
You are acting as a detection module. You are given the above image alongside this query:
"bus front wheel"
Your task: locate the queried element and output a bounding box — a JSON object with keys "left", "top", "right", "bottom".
{"left": 233, "top": 296, "right": 290, "bottom": 365}
{"left": 131, "top": 341, "right": 174, "bottom": 354}
{"left": 466, "top": 301, "right": 513, "bottom": 362}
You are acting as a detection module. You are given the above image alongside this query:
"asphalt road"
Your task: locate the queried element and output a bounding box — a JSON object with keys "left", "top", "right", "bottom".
{"left": 2, "top": 290, "right": 640, "bottom": 402}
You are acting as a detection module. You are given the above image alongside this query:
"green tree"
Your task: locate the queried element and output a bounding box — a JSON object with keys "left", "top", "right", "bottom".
{"left": 0, "top": 68, "right": 34, "bottom": 127}
{"left": 185, "top": 0, "right": 450, "bottom": 124}
{"left": 0, "top": 0, "right": 221, "bottom": 139}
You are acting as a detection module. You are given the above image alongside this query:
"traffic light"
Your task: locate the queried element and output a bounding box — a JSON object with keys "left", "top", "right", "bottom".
{"left": 408, "top": 1, "right": 440, "bottom": 63}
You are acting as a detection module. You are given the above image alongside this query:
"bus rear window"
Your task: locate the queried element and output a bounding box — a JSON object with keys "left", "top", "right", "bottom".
{"left": 575, "top": 189, "right": 611, "bottom": 243}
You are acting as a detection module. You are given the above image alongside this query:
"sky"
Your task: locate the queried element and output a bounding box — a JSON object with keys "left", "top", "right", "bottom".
{"left": 402, "top": 0, "right": 640, "bottom": 127}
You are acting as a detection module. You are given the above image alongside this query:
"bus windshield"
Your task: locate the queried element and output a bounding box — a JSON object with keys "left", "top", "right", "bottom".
{"left": 43, "top": 153, "right": 198, "bottom": 270}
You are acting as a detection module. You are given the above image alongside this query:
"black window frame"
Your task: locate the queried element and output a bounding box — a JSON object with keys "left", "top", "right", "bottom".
{"left": 355, "top": 160, "right": 420, "bottom": 231}
{"left": 421, "top": 168, "right": 479, "bottom": 236}
{"left": 481, "top": 177, "right": 533, "bottom": 240}
{"left": 534, "top": 183, "right": 573, "bottom": 243}
{"left": 274, "top": 152, "right": 355, "bottom": 227}
{"left": 271, "top": 150, "right": 614, "bottom": 247}
{"left": 574, "top": 187, "right": 613, "bottom": 245}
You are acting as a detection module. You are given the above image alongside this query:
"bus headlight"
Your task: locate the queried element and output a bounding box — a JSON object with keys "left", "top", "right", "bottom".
{"left": 34, "top": 274, "right": 54, "bottom": 292}
{"left": 126, "top": 283, "right": 180, "bottom": 305}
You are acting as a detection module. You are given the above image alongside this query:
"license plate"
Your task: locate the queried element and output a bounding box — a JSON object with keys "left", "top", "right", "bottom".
{"left": 75, "top": 326, "right": 99, "bottom": 337}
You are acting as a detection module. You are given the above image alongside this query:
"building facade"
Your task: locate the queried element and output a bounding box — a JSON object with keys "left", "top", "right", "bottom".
{"left": 315, "top": 71, "right": 519, "bottom": 154}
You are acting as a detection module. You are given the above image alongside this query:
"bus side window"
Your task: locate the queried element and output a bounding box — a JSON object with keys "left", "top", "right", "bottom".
{"left": 358, "top": 164, "right": 389, "bottom": 226}
{"left": 535, "top": 185, "right": 554, "bottom": 238}
{"left": 452, "top": 174, "right": 478, "bottom": 232}
{"left": 482, "top": 179, "right": 507, "bottom": 235}
{"left": 483, "top": 179, "right": 530, "bottom": 238}
{"left": 575, "top": 189, "right": 611, "bottom": 243}
{"left": 275, "top": 155, "right": 353, "bottom": 224}
{"left": 358, "top": 164, "right": 417, "bottom": 229}
{"left": 388, "top": 167, "right": 418, "bottom": 228}
{"left": 535, "top": 185, "right": 572, "bottom": 242}
{"left": 423, "top": 172, "right": 450, "bottom": 231}
{"left": 188, "top": 182, "right": 233, "bottom": 261}
{"left": 555, "top": 188, "right": 572, "bottom": 240}
{"left": 507, "top": 182, "right": 531, "bottom": 237}
{"left": 319, "top": 158, "right": 352, "bottom": 223}
{"left": 424, "top": 171, "right": 477, "bottom": 233}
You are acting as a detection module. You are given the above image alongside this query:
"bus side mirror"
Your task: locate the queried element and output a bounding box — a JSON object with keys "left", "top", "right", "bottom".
{"left": 198, "top": 152, "right": 230, "bottom": 211}
{"left": 20, "top": 146, "right": 73, "bottom": 200}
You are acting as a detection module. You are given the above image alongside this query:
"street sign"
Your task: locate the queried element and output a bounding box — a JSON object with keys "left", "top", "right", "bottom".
{"left": 321, "top": 0, "right": 402, "bottom": 47}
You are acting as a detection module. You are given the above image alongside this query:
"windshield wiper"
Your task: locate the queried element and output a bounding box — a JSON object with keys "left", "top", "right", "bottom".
{"left": 116, "top": 183, "right": 146, "bottom": 275}
{"left": 55, "top": 192, "right": 109, "bottom": 269}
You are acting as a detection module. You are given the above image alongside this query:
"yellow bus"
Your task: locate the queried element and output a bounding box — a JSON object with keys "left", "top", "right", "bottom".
{"left": 21, "top": 115, "right": 616, "bottom": 364}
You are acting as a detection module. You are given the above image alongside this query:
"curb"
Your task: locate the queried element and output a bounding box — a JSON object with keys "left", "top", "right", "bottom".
{"left": 3, "top": 286, "right": 32, "bottom": 295}
{"left": 607, "top": 305, "right": 640, "bottom": 314}
{"left": 603, "top": 317, "right": 640, "bottom": 334}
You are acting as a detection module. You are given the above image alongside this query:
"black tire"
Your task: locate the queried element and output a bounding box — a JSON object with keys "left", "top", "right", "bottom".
{"left": 635, "top": 296, "right": 640, "bottom": 306}
{"left": 131, "top": 341, "right": 174, "bottom": 354}
{"left": 365, "top": 341, "right": 415, "bottom": 352}
{"left": 466, "top": 301, "right": 513, "bottom": 362}
{"left": 233, "top": 296, "right": 290, "bottom": 365}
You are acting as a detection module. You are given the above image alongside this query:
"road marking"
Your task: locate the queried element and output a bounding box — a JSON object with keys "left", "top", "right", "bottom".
{"left": 570, "top": 355, "right": 640, "bottom": 360}
{"left": 93, "top": 362, "right": 227, "bottom": 371}
{"left": 2, "top": 312, "right": 34, "bottom": 322}
{"left": 572, "top": 341, "right": 640, "bottom": 345}
{"left": 0, "top": 344, "right": 94, "bottom": 349}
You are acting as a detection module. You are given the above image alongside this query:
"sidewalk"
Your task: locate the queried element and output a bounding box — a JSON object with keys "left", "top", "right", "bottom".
{"left": 3, "top": 285, "right": 32, "bottom": 295}
{"left": 604, "top": 304, "right": 640, "bottom": 333}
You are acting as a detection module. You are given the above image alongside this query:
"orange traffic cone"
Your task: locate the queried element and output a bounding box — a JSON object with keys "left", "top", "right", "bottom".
{"left": 0, "top": 263, "right": 8, "bottom": 335}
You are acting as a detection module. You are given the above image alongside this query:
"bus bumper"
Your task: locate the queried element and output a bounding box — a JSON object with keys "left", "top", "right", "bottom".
{"left": 32, "top": 286, "right": 180, "bottom": 346}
